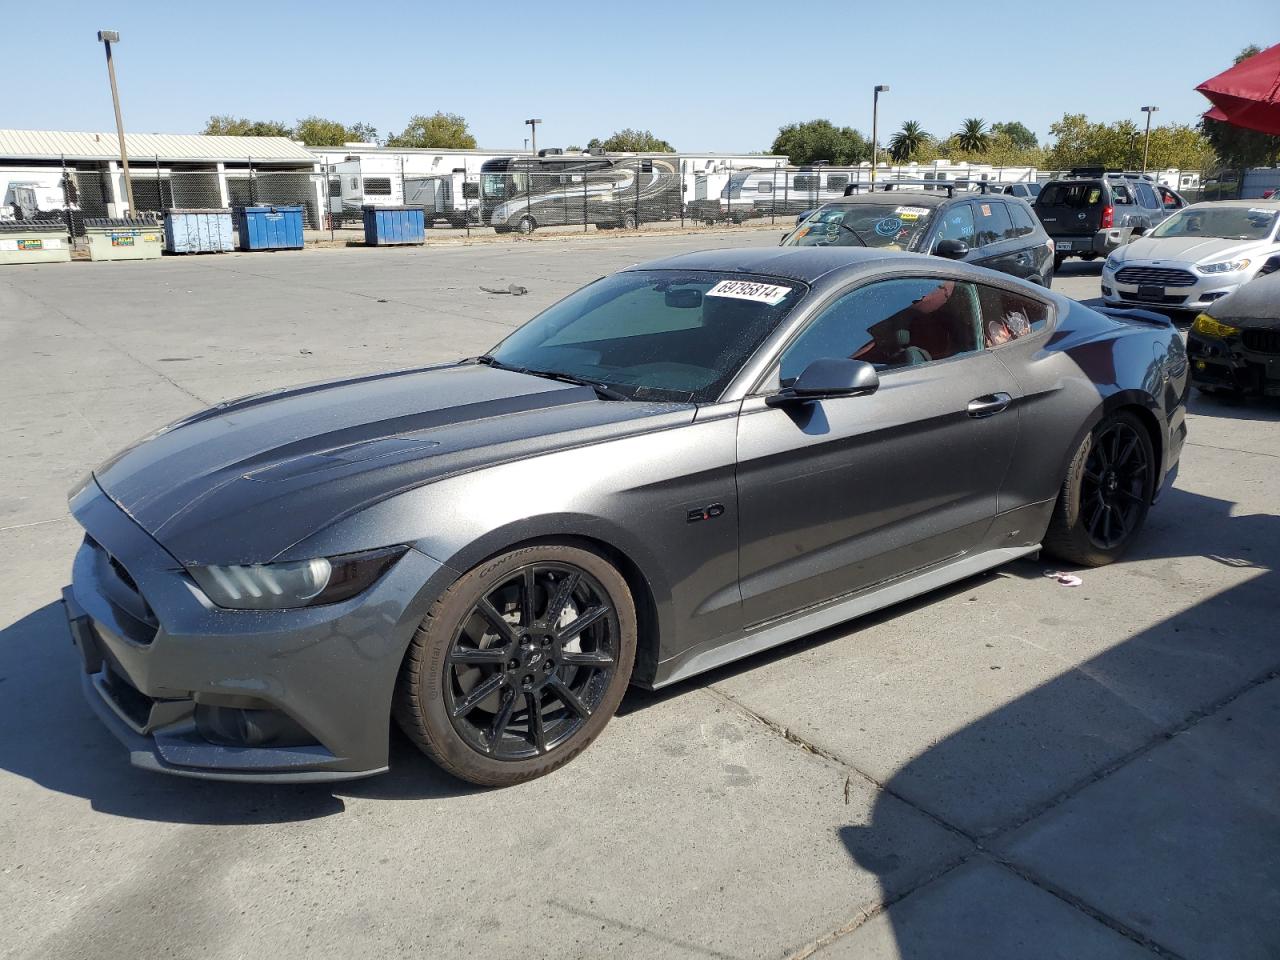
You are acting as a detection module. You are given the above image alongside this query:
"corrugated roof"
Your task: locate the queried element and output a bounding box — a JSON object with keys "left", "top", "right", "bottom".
{"left": 0, "top": 129, "right": 316, "bottom": 164}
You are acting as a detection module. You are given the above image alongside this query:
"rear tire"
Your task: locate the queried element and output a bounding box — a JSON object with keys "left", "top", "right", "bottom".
{"left": 1043, "top": 411, "right": 1154, "bottom": 567}
{"left": 516, "top": 215, "right": 536, "bottom": 235}
{"left": 623, "top": 211, "right": 638, "bottom": 230}
{"left": 1053, "top": 253, "right": 1066, "bottom": 271}
{"left": 394, "top": 543, "right": 637, "bottom": 787}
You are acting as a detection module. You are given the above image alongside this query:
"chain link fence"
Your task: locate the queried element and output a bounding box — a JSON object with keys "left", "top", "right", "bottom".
{"left": 21, "top": 157, "right": 1234, "bottom": 245}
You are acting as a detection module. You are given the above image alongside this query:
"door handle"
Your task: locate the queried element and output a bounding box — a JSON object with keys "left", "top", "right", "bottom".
{"left": 967, "top": 393, "right": 1012, "bottom": 418}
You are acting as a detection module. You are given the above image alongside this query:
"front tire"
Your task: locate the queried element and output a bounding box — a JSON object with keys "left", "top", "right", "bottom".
{"left": 516, "top": 215, "right": 536, "bottom": 235}
{"left": 394, "top": 543, "right": 637, "bottom": 786}
{"left": 1043, "top": 411, "right": 1154, "bottom": 566}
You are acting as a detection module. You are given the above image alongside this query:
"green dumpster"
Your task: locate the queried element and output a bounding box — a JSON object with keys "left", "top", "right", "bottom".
{"left": 0, "top": 220, "right": 71, "bottom": 265}
{"left": 85, "top": 217, "right": 164, "bottom": 261}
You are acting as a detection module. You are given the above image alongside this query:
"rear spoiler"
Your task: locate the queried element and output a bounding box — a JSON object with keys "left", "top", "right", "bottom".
{"left": 1094, "top": 305, "right": 1174, "bottom": 328}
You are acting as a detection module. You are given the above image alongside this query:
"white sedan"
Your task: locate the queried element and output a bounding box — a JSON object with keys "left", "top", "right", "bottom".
{"left": 1101, "top": 200, "right": 1280, "bottom": 312}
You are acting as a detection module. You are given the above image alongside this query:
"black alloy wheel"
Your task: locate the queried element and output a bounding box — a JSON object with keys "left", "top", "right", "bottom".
{"left": 394, "top": 543, "right": 636, "bottom": 786}
{"left": 1078, "top": 418, "right": 1151, "bottom": 550}
{"left": 1044, "top": 411, "right": 1155, "bottom": 566}
{"left": 444, "top": 563, "right": 617, "bottom": 760}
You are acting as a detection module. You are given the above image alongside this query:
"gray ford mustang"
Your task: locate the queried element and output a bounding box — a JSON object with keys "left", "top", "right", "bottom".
{"left": 63, "top": 247, "right": 1188, "bottom": 786}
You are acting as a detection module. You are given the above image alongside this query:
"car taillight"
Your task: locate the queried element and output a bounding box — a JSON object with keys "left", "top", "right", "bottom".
{"left": 1100, "top": 204, "right": 1114, "bottom": 229}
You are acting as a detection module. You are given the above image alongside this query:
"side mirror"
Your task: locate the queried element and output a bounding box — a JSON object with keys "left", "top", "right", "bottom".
{"left": 935, "top": 238, "right": 969, "bottom": 259}
{"left": 766, "top": 357, "right": 879, "bottom": 407}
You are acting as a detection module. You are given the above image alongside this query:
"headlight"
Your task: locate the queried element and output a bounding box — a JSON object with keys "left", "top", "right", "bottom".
{"left": 1196, "top": 258, "right": 1250, "bottom": 274}
{"left": 1191, "top": 313, "right": 1240, "bottom": 339}
{"left": 188, "top": 545, "right": 408, "bottom": 610}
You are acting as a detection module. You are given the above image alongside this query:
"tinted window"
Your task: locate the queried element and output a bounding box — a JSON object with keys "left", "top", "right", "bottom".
{"left": 974, "top": 201, "right": 1014, "bottom": 245}
{"left": 1135, "top": 183, "right": 1160, "bottom": 209}
{"left": 1039, "top": 182, "right": 1102, "bottom": 207}
{"left": 1008, "top": 202, "right": 1037, "bottom": 236}
{"left": 1111, "top": 183, "right": 1134, "bottom": 205}
{"left": 977, "top": 285, "right": 1051, "bottom": 347}
{"left": 493, "top": 270, "right": 804, "bottom": 403}
{"left": 778, "top": 278, "right": 982, "bottom": 382}
{"left": 933, "top": 204, "right": 975, "bottom": 246}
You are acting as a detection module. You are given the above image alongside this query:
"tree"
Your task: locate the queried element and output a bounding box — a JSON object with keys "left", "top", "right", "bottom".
{"left": 202, "top": 115, "right": 293, "bottom": 138}
{"left": 990, "top": 121, "right": 1038, "bottom": 151}
{"left": 294, "top": 116, "right": 350, "bottom": 146}
{"left": 770, "top": 120, "right": 868, "bottom": 165}
{"left": 386, "top": 112, "right": 477, "bottom": 149}
{"left": 590, "top": 129, "right": 675, "bottom": 152}
{"left": 954, "top": 118, "right": 990, "bottom": 154}
{"left": 1199, "top": 45, "right": 1280, "bottom": 186}
{"left": 347, "top": 122, "right": 379, "bottom": 144}
{"left": 888, "top": 121, "right": 931, "bottom": 162}
{"left": 1047, "top": 113, "right": 1216, "bottom": 171}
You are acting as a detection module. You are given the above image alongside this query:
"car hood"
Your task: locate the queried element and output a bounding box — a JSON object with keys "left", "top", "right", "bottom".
{"left": 1115, "top": 235, "right": 1260, "bottom": 265}
{"left": 93, "top": 363, "right": 693, "bottom": 564}
{"left": 1207, "top": 271, "right": 1280, "bottom": 328}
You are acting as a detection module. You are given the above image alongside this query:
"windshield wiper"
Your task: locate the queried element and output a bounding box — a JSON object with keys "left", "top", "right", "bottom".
{"left": 471, "top": 356, "right": 630, "bottom": 401}
{"left": 833, "top": 221, "right": 869, "bottom": 247}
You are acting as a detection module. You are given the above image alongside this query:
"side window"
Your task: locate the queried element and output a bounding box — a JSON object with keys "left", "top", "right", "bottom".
{"left": 778, "top": 278, "right": 983, "bottom": 383}
{"left": 973, "top": 201, "right": 1014, "bottom": 246}
{"left": 977, "top": 285, "right": 1051, "bottom": 347}
{"left": 1008, "top": 202, "right": 1037, "bottom": 237}
{"left": 1136, "top": 183, "right": 1160, "bottom": 209}
{"left": 1112, "top": 184, "right": 1134, "bottom": 205}
{"left": 758, "top": 181, "right": 773, "bottom": 194}
{"left": 827, "top": 174, "right": 849, "bottom": 192}
{"left": 933, "top": 204, "right": 975, "bottom": 247}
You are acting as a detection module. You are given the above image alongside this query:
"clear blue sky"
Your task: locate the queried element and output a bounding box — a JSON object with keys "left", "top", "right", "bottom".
{"left": 7, "top": 0, "right": 1277, "bottom": 152}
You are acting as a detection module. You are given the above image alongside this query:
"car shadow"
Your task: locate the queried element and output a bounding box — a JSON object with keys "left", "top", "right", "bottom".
{"left": 1056, "top": 260, "right": 1103, "bottom": 278}
{"left": 1188, "top": 390, "right": 1280, "bottom": 422}
{"left": 829, "top": 486, "right": 1280, "bottom": 955}
{"left": 0, "top": 602, "right": 484, "bottom": 824}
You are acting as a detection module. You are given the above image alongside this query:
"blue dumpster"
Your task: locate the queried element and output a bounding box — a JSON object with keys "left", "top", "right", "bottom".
{"left": 363, "top": 206, "right": 426, "bottom": 246}
{"left": 234, "top": 205, "right": 304, "bottom": 251}
{"left": 164, "top": 209, "right": 234, "bottom": 254}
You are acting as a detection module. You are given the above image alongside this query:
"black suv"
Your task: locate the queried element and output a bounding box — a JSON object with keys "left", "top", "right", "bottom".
{"left": 1034, "top": 169, "right": 1178, "bottom": 269}
{"left": 781, "top": 187, "right": 1054, "bottom": 286}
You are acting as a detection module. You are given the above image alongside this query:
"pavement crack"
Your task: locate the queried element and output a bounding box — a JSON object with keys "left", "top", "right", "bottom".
{"left": 1184, "top": 439, "right": 1279, "bottom": 460}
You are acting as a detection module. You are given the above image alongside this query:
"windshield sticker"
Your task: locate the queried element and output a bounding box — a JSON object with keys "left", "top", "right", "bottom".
{"left": 875, "top": 217, "right": 903, "bottom": 237}
{"left": 895, "top": 206, "right": 930, "bottom": 217}
{"left": 706, "top": 279, "right": 792, "bottom": 305}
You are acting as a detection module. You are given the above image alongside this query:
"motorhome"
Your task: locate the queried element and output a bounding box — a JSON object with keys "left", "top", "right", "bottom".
{"left": 479, "top": 151, "right": 681, "bottom": 233}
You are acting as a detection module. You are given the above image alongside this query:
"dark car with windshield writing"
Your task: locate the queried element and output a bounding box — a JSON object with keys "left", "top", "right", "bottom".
{"left": 781, "top": 192, "right": 1054, "bottom": 286}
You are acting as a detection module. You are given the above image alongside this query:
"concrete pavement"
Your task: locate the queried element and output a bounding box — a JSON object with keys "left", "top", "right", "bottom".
{"left": 0, "top": 232, "right": 1274, "bottom": 960}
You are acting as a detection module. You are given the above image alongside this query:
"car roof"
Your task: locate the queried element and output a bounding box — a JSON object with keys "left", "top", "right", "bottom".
{"left": 1185, "top": 198, "right": 1280, "bottom": 209}
{"left": 834, "top": 191, "right": 950, "bottom": 207}
{"left": 626, "top": 246, "right": 920, "bottom": 284}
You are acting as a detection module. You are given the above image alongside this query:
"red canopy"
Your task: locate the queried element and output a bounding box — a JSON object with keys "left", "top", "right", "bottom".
{"left": 1197, "top": 43, "right": 1280, "bottom": 135}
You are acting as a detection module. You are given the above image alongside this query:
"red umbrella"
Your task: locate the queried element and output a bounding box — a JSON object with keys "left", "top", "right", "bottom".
{"left": 1197, "top": 43, "right": 1280, "bottom": 135}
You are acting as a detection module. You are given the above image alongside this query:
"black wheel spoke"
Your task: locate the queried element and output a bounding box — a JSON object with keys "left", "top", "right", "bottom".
{"left": 450, "top": 673, "right": 503, "bottom": 718}
{"left": 520, "top": 567, "right": 537, "bottom": 627}
{"left": 1117, "top": 487, "right": 1145, "bottom": 505}
{"left": 556, "top": 604, "right": 610, "bottom": 644}
{"left": 1101, "top": 505, "right": 1114, "bottom": 544}
{"left": 476, "top": 599, "right": 517, "bottom": 645}
{"left": 488, "top": 690, "right": 517, "bottom": 752}
{"left": 1087, "top": 502, "right": 1104, "bottom": 537}
{"left": 1115, "top": 434, "right": 1139, "bottom": 470}
{"left": 1083, "top": 468, "right": 1103, "bottom": 484}
{"left": 449, "top": 645, "right": 509, "bottom": 665}
{"left": 526, "top": 692, "right": 548, "bottom": 753}
{"left": 543, "top": 571, "right": 581, "bottom": 627}
{"left": 561, "top": 649, "right": 614, "bottom": 668}
{"left": 549, "top": 676, "right": 591, "bottom": 718}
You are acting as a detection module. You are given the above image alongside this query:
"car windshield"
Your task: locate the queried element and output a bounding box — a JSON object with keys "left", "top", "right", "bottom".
{"left": 488, "top": 270, "right": 805, "bottom": 403}
{"left": 1149, "top": 206, "right": 1278, "bottom": 241}
{"left": 784, "top": 203, "right": 934, "bottom": 250}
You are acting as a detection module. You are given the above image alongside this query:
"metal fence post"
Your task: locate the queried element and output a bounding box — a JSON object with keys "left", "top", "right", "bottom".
{"left": 634, "top": 159, "right": 640, "bottom": 228}
{"left": 583, "top": 166, "right": 588, "bottom": 232}
{"left": 248, "top": 154, "right": 255, "bottom": 205}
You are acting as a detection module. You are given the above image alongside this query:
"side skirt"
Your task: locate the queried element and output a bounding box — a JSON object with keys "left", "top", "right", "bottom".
{"left": 652, "top": 544, "right": 1040, "bottom": 688}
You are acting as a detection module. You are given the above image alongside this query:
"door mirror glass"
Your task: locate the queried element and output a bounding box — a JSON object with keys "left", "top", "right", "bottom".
{"left": 935, "top": 238, "right": 969, "bottom": 259}
{"left": 768, "top": 357, "right": 879, "bottom": 406}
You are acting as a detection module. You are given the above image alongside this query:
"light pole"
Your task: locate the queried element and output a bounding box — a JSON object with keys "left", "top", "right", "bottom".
{"left": 525, "top": 118, "right": 542, "bottom": 155}
{"left": 1140, "top": 105, "right": 1159, "bottom": 173}
{"left": 98, "top": 29, "right": 135, "bottom": 214}
{"left": 871, "top": 85, "right": 889, "bottom": 188}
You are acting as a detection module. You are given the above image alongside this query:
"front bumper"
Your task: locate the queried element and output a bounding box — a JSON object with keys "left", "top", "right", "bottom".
{"left": 1187, "top": 331, "right": 1280, "bottom": 396}
{"left": 1101, "top": 262, "right": 1251, "bottom": 311}
{"left": 64, "top": 479, "right": 449, "bottom": 782}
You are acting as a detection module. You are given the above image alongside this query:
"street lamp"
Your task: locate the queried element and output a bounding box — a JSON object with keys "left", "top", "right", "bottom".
{"left": 1140, "top": 105, "right": 1159, "bottom": 173}
{"left": 525, "top": 118, "right": 542, "bottom": 155}
{"left": 871, "top": 85, "right": 889, "bottom": 188}
{"left": 98, "top": 29, "right": 135, "bottom": 214}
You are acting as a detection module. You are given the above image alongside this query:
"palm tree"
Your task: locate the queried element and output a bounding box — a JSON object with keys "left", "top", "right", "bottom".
{"left": 955, "top": 118, "right": 990, "bottom": 154}
{"left": 888, "top": 121, "right": 931, "bottom": 162}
